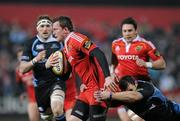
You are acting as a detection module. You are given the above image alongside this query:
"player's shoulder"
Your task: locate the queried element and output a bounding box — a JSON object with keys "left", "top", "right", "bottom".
{"left": 70, "top": 32, "right": 88, "bottom": 43}
{"left": 22, "top": 36, "right": 37, "bottom": 47}
{"left": 136, "top": 36, "right": 155, "bottom": 48}
{"left": 112, "top": 37, "right": 124, "bottom": 44}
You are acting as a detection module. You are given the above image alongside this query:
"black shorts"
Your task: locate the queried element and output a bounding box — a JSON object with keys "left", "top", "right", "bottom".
{"left": 71, "top": 99, "right": 107, "bottom": 121}
{"left": 35, "top": 80, "right": 66, "bottom": 113}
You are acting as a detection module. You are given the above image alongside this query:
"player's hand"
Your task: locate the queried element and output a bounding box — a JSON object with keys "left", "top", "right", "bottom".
{"left": 35, "top": 50, "right": 46, "bottom": 62}
{"left": 136, "top": 58, "right": 146, "bottom": 67}
{"left": 80, "top": 84, "right": 87, "bottom": 92}
{"left": 104, "top": 76, "right": 119, "bottom": 92}
{"left": 94, "top": 90, "right": 111, "bottom": 102}
{"left": 45, "top": 53, "right": 60, "bottom": 68}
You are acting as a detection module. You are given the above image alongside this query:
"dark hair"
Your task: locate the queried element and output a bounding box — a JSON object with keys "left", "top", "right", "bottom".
{"left": 36, "top": 15, "right": 52, "bottom": 24}
{"left": 119, "top": 76, "right": 136, "bottom": 91}
{"left": 121, "top": 17, "right": 137, "bottom": 30}
{"left": 53, "top": 16, "right": 74, "bottom": 32}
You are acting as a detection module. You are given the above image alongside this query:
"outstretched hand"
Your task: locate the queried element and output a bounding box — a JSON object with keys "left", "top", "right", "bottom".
{"left": 104, "top": 76, "right": 119, "bottom": 92}
{"left": 94, "top": 90, "right": 111, "bottom": 102}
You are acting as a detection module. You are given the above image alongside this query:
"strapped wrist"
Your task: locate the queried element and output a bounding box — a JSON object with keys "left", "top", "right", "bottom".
{"left": 31, "top": 58, "right": 37, "bottom": 65}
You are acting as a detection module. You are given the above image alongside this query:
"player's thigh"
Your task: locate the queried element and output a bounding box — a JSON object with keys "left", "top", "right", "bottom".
{"left": 89, "top": 105, "right": 107, "bottom": 121}
{"left": 71, "top": 99, "right": 89, "bottom": 121}
{"left": 27, "top": 102, "right": 40, "bottom": 121}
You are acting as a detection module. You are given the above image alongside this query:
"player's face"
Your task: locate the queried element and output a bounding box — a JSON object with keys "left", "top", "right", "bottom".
{"left": 126, "top": 83, "right": 136, "bottom": 91}
{"left": 122, "top": 24, "right": 137, "bottom": 43}
{"left": 53, "top": 21, "right": 65, "bottom": 42}
{"left": 37, "top": 24, "right": 52, "bottom": 39}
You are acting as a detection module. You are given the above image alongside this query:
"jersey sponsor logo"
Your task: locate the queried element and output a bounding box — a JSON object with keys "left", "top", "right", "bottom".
{"left": 117, "top": 55, "right": 138, "bottom": 60}
{"left": 135, "top": 45, "right": 143, "bottom": 51}
{"left": 83, "top": 40, "right": 92, "bottom": 50}
{"left": 36, "top": 44, "right": 44, "bottom": 50}
{"left": 51, "top": 43, "right": 59, "bottom": 49}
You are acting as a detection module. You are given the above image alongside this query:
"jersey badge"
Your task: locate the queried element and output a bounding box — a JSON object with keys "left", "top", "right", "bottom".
{"left": 51, "top": 43, "right": 59, "bottom": 49}
{"left": 154, "top": 50, "right": 160, "bottom": 56}
{"left": 135, "top": 45, "right": 143, "bottom": 51}
{"left": 84, "top": 40, "right": 92, "bottom": 50}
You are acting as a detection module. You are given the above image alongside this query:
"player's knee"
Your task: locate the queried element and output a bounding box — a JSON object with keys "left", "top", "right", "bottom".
{"left": 40, "top": 113, "right": 53, "bottom": 121}
{"left": 51, "top": 90, "right": 65, "bottom": 117}
{"left": 52, "top": 102, "right": 64, "bottom": 117}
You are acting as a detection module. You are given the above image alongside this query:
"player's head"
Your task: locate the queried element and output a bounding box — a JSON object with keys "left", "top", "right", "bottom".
{"left": 118, "top": 76, "right": 137, "bottom": 91}
{"left": 52, "top": 16, "right": 74, "bottom": 42}
{"left": 121, "top": 17, "right": 138, "bottom": 43}
{"left": 36, "top": 15, "right": 53, "bottom": 40}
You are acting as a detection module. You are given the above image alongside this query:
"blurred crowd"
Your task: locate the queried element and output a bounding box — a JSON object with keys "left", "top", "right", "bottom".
{"left": 0, "top": 18, "right": 180, "bottom": 99}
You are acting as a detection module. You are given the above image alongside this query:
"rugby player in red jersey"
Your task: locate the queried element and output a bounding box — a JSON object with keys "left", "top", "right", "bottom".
{"left": 111, "top": 17, "right": 166, "bottom": 121}
{"left": 45, "top": 16, "right": 116, "bottom": 121}
{"left": 16, "top": 48, "right": 40, "bottom": 121}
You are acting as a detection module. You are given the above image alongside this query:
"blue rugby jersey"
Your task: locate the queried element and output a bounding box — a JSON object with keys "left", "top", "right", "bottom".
{"left": 21, "top": 35, "right": 63, "bottom": 87}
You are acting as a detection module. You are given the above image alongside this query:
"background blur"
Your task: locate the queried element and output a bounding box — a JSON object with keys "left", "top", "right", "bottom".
{"left": 0, "top": 0, "right": 180, "bottom": 121}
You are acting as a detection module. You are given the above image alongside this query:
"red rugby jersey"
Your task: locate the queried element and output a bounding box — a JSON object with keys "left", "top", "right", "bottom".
{"left": 112, "top": 35, "right": 161, "bottom": 79}
{"left": 63, "top": 32, "right": 105, "bottom": 88}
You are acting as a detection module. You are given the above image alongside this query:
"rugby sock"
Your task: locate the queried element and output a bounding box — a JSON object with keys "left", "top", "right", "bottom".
{"left": 55, "top": 114, "right": 66, "bottom": 121}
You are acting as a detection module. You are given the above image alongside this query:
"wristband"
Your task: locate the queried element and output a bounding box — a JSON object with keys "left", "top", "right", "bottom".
{"left": 146, "top": 62, "right": 152, "bottom": 68}
{"left": 31, "top": 58, "right": 37, "bottom": 65}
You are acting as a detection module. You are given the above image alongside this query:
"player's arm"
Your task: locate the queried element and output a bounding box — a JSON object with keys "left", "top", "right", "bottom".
{"left": 90, "top": 48, "right": 110, "bottom": 78}
{"left": 20, "top": 50, "right": 46, "bottom": 73}
{"left": 136, "top": 41, "right": 166, "bottom": 70}
{"left": 112, "top": 91, "right": 143, "bottom": 103}
{"left": 94, "top": 90, "right": 143, "bottom": 103}
{"left": 89, "top": 48, "right": 119, "bottom": 91}
{"left": 148, "top": 56, "right": 166, "bottom": 70}
{"left": 136, "top": 56, "right": 166, "bottom": 70}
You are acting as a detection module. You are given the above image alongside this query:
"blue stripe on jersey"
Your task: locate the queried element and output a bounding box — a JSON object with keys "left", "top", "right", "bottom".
{"left": 149, "top": 87, "right": 167, "bottom": 103}
{"left": 33, "top": 78, "right": 39, "bottom": 87}
{"left": 32, "top": 38, "right": 39, "bottom": 56}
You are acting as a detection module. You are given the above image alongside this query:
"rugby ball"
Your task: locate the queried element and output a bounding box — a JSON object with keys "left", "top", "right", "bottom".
{"left": 52, "top": 50, "right": 69, "bottom": 75}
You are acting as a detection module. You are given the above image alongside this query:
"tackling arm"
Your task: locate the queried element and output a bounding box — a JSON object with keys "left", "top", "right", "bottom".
{"left": 111, "top": 91, "right": 143, "bottom": 103}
